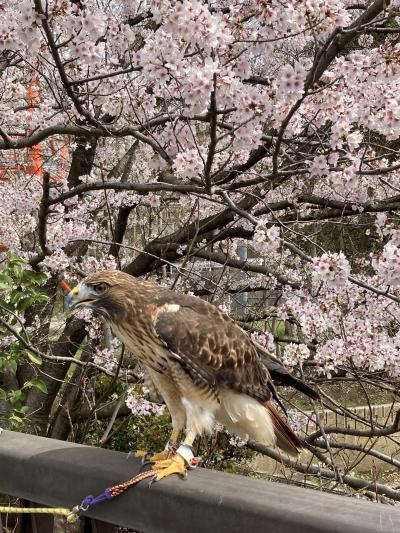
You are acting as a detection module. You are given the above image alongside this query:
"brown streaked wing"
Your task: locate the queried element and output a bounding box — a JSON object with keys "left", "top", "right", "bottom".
{"left": 154, "top": 304, "right": 274, "bottom": 403}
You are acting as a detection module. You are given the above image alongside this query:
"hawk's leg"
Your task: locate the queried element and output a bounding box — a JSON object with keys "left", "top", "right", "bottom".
{"left": 137, "top": 367, "right": 186, "bottom": 464}
{"left": 150, "top": 432, "right": 198, "bottom": 482}
{"left": 135, "top": 428, "right": 180, "bottom": 463}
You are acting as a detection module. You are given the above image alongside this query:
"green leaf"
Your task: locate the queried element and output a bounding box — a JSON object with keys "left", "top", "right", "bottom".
{"left": 9, "top": 389, "right": 24, "bottom": 405}
{"left": 10, "top": 289, "right": 24, "bottom": 305}
{"left": 32, "top": 293, "right": 50, "bottom": 303}
{"left": 26, "top": 350, "right": 43, "bottom": 365}
{"left": 0, "top": 298, "right": 12, "bottom": 311}
{"left": 30, "top": 377, "right": 48, "bottom": 395}
{"left": 9, "top": 262, "right": 23, "bottom": 280}
{"left": 21, "top": 270, "right": 48, "bottom": 285}
{"left": 0, "top": 281, "right": 11, "bottom": 291}
{"left": 0, "top": 388, "right": 6, "bottom": 400}
{"left": 0, "top": 273, "right": 13, "bottom": 286}
{"left": 9, "top": 415, "right": 24, "bottom": 425}
{"left": 17, "top": 297, "right": 35, "bottom": 311}
{"left": 7, "top": 359, "right": 17, "bottom": 373}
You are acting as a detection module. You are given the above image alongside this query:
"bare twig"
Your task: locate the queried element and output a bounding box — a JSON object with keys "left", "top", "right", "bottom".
{"left": 248, "top": 440, "right": 400, "bottom": 501}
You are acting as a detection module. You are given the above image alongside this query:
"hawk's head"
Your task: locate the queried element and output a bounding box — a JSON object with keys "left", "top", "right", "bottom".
{"left": 66, "top": 270, "right": 140, "bottom": 320}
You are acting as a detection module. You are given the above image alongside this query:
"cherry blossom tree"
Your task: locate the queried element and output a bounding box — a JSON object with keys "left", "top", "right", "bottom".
{"left": 0, "top": 0, "right": 400, "bottom": 503}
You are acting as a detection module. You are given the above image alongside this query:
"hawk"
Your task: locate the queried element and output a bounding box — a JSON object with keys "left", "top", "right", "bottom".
{"left": 67, "top": 270, "right": 318, "bottom": 482}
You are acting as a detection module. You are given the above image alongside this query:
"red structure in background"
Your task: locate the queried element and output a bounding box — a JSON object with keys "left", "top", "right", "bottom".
{"left": 26, "top": 82, "right": 44, "bottom": 179}
{"left": 0, "top": 81, "right": 68, "bottom": 251}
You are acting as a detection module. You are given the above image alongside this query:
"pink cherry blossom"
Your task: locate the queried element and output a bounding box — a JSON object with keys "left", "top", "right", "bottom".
{"left": 371, "top": 244, "right": 400, "bottom": 287}
{"left": 126, "top": 388, "right": 166, "bottom": 417}
{"left": 312, "top": 252, "right": 351, "bottom": 288}
{"left": 253, "top": 224, "right": 280, "bottom": 255}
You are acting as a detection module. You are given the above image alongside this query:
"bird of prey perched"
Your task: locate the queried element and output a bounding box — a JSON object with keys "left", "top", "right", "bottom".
{"left": 67, "top": 270, "right": 318, "bottom": 482}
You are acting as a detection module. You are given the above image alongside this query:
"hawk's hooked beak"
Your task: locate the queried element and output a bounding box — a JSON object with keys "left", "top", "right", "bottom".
{"left": 66, "top": 283, "right": 96, "bottom": 310}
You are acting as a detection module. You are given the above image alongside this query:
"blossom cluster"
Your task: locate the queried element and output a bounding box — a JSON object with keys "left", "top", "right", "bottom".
{"left": 250, "top": 331, "right": 275, "bottom": 354}
{"left": 282, "top": 343, "right": 311, "bottom": 368}
{"left": 252, "top": 224, "right": 281, "bottom": 256}
{"left": 287, "top": 409, "right": 310, "bottom": 433}
{"left": 283, "top": 282, "right": 400, "bottom": 377}
{"left": 278, "top": 62, "right": 307, "bottom": 101}
{"left": 125, "top": 388, "right": 166, "bottom": 417}
{"left": 371, "top": 244, "right": 400, "bottom": 287}
{"left": 312, "top": 252, "right": 351, "bottom": 288}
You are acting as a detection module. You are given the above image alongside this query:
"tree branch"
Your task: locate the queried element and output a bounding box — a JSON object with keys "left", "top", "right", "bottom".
{"left": 248, "top": 440, "right": 400, "bottom": 502}
{"left": 191, "top": 248, "right": 300, "bottom": 288}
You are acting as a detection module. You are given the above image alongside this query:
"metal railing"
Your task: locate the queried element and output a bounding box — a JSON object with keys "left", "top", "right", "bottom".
{"left": 0, "top": 430, "right": 399, "bottom": 533}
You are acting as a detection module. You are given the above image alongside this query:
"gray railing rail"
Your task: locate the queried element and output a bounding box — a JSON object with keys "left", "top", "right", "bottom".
{"left": 0, "top": 430, "right": 399, "bottom": 533}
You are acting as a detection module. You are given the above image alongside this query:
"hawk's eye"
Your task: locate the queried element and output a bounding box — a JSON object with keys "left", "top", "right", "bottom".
{"left": 93, "top": 282, "right": 108, "bottom": 295}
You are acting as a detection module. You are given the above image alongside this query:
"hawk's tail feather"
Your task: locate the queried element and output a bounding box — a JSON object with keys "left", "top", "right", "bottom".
{"left": 265, "top": 402, "right": 303, "bottom": 457}
{"left": 256, "top": 343, "right": 320, "bottom": 401}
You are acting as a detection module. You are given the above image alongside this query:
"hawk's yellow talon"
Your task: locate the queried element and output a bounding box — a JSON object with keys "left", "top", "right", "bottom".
{"left": 152, "top": 454, "right": 187, "bottom": 481}
{"left": 135, "top": 450, "right": 147, "bottom": 458}
{"left": 135, "top": 450, "right": 174, "bottom": 462}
